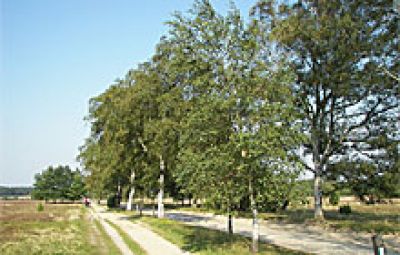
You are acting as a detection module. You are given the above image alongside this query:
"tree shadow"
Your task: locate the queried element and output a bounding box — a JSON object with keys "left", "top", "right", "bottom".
{"left": 180, "top": 224, "right": 246, "bottom": 253}
{"left": 167, "top": 212, "right": 212, "bottom": 223}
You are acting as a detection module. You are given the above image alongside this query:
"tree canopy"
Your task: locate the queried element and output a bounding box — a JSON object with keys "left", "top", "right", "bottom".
{"left": 78, "top": 0, "right": 399, "bottom": 252}
{"left": 252, "top": 0, "right": 399, "bottom": 218}
{"left": 32, "top": 165, "right": 86, "bottom": 202}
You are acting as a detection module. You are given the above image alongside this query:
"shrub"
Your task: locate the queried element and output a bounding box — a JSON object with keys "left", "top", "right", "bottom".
{"left": 339, "top": 205, "right": 351, "bottom": 214}
{"left": 329, "top": 192, "right": 340, "bottom": 205}
{"left": 107, "top": 195, "right": 117, "bottom": 208}
{"left": 37, "top": 203, "right": 44, "bottom": 212}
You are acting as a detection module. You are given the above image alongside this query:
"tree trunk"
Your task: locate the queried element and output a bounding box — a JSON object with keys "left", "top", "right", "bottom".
{"left": 117, "top": 182, "right": 122, "bottom": 208}
{"left": 152, "top": 197, "right": 156, "bottom": 217}
{"left": 249, "top": 182, "right": 259, "bottom": 253}
{"left": 158, "top": 155, "right": 165, "bottom": 218}
{"left": 188, "top": 194, "right": 192, "bottom": 206}
{"left": 314, "top": 171, "right": 324, "bottom": 219}
{"left": 127, "top": 171, "right": 135, "bottom": 211}
{"left": 127, "top": 188, "right": 135, "bottom": 211}
{"left": 139, "top": 196, "right": 143, "bottom": 216}
{"left": 227, "top": 205, "right": 233, "bottom": 234}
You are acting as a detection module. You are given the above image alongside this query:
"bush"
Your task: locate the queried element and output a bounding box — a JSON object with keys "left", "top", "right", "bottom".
{"left": 107, "top": 195, "right": 117, "bottom": 208}
{"left": 339, "top": 205, "right": 351, "bottom": 214}
{"left": 37, "top": 203, "right": 44, "bottom": 212}
{"left": 329, "top": 192, "right": 340, "bottom": 205}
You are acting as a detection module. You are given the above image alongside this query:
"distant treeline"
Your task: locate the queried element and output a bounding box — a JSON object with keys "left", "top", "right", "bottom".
{"left": 0, "top": 186, "right": 33, "bottom": 197}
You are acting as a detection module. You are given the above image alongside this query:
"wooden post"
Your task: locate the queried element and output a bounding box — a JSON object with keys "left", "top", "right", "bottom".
{"left": 372, "top": 235, "right": 386, "bottom": 255}
{"left": 227, "top": 204, "right": 233, "bottom": 234}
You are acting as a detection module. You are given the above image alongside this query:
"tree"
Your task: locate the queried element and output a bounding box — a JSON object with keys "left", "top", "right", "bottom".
{"left": 327, "top": 138, "right": 400, "bottom": 202}
{"left": 68, "top": 171, "right": 87, "bottom": 201}
{"left": 78, "top": 82, "right": 139, "bottom": 207}
{"left": 165, "top": 1, "right": 304, "bottom": 252}
{"left": 32, "top": 165, "right": 85, "bottom": 202}
{"left": 252, "top": 0, "right": 399, "bottom": 218}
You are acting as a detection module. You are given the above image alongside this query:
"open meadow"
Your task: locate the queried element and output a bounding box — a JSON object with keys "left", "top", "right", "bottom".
{"left": 0, "top": 200, "right": 121, "bottom": 255}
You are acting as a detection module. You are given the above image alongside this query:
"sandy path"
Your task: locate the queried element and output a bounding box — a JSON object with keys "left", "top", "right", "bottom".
{"left": 92, "top": 204, "right": 188, "bottom": 255}
{"left": 160, "top": 210, "right": 400, "bottom": 255}
{"left": 90, "top": 208, "right": 134, "bottom": 255}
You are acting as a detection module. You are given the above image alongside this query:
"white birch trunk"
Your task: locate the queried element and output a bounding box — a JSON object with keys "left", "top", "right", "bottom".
{"left": 126, "top": 171, "right": 135, "bottom": 211}
{"left": 158, "top": 155, "right": 165, "bottom": 218}
{"left": 314, "top": 172, "right": 324, "bottom": 219}
{"left": 251, "top": 206, "right": 259, "bottom": 253}
{"left": 127, "top": 187, "right": 135, "bottom": 211}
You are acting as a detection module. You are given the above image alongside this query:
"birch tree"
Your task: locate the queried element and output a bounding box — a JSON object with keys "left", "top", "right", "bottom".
{"left": 166, "top": 1, "right": 303, "bottom": 252}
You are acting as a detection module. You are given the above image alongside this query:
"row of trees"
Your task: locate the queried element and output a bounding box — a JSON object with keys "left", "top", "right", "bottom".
{"left": 0, "top": 186, "right": 33, "bottom": 197}
{"left": 78, "top": 0, "right": 399, "bottom": 252}
{"left": 32, "top": 165, "right": 86, "bottom": 202}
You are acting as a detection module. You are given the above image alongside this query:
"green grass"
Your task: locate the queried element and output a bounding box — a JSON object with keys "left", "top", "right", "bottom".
{"left": 131, "top": 216, "right": 307, "bottom": 255}
{"left": 105, "top": 219, "right": 147, "bottom": 255}
{"left": 0, "top": 200, "right": 122, "bottom": 255}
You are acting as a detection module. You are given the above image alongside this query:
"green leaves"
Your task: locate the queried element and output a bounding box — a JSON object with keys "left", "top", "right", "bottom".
{"left": 166, "top": 0, "right": 304, "bottom": 212}
{"left": 79, "top": 0, "right": 306, "bottom": 213}
{"left": 32, "top": 166, "right": 85, "bottom": 201}
{"left": 253, "top": 0, "right": 399, "bottom": 217}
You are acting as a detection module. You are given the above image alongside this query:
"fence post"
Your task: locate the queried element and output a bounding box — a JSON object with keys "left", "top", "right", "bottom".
{"left": 372, "top": 235, "right": 386, "bottom": 255}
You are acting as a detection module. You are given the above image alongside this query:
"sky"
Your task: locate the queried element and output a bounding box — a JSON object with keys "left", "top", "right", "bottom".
{"left": 1, "top": 0, "right": 255, "bottom": 186}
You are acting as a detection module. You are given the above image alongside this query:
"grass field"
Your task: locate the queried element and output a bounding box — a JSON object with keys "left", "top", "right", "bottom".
{"left": 0, "top": 200, "right": 121, "bottom": 255}
{"left": 177, "top": 204, "right": 400, "bottom": 234}
{"left": 126, "top": 215, "right": 308, "bottom": 255}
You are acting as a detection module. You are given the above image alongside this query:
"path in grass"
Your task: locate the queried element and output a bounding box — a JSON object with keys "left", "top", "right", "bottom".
{"left": 89, "top": 208, "right": 133, "bottom": 255}
{"left": 156, "top": 210, "right": 400, "bottom": 255}
{"left": 91, "top": 204, "right": 187, "bottom": 255}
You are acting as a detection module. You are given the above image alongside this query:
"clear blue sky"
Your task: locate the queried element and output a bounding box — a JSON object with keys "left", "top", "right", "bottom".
{"left": 1, "top": 0, "right": 254, "bottom": 186}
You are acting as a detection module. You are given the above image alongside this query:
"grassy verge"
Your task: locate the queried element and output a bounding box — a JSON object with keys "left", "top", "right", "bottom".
{"left": 175, "top": 204, "right": 400, "bottom": 234}
{"left": 0, "top": 200, "right": 122, "bottom": 255}
{"left": 104, "top": 219, "right": 147, "bottom": 255}
{"left": 132, "top": 216, "right": 307, "bottom": 255}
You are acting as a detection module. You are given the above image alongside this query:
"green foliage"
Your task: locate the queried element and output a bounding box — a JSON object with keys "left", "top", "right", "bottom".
{"left": 107, "top": 195, "right": 118, "bottom": 208}
{"left": 252, "top": 0, "right": 400, "bottom": 217}
{"left": 32, "top": 165, "right": 86, "bottom": 201}
{"left": 37, "top": 203, "right": 44, "bottom": 212}
{"left": 327, "top": 153, "right": 400, "bottom": 203}
{"left": 329, "top": 192, "right": 340, "bottom": 206}
{"left": 339, "top": 205, "right": 352, "bottom": 214}
{"left": 0, "top": 186, "right": 33, "bottom": 197}
{"left": 68, "top": 172, "right": 87, "bottom": 201}
{"left": 78, "top": 0, "right": 398, "bottom": 225}
{"left": 167, "top": 0, "right": 304, "bottom": 216}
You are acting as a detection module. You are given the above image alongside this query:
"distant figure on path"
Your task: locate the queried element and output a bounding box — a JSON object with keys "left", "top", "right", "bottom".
{"left": 83, "top": 197, "right": 91, "bottom": 207}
